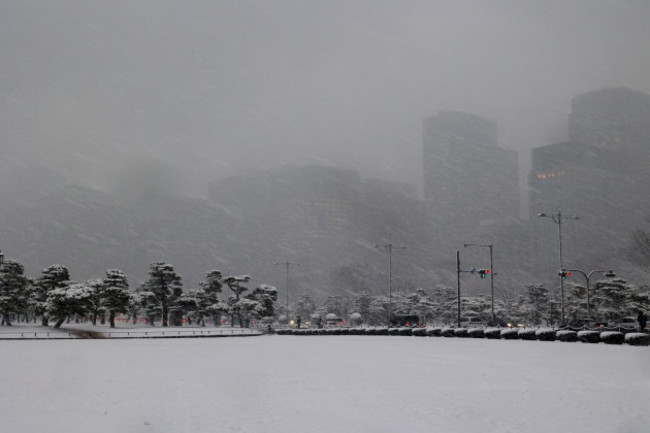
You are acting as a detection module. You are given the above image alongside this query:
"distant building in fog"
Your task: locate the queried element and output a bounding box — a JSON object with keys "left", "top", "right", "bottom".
{"left": 422, "top": 111, "right": 519, "bottom": 242}
{"left": 528, "top": 87, "right": 650, "bottom": 271}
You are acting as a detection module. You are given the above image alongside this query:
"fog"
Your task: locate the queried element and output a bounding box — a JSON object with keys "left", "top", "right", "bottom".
{"left": 2, "top": 1, "right": 650, "bottom": 292}
{"left": 3, "top": 0, "right": 650, "bottom": 195}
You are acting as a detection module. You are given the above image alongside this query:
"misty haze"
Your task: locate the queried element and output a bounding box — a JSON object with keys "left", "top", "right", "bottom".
{"left": 2, "top": 1, "right": 650, "bottom": 432}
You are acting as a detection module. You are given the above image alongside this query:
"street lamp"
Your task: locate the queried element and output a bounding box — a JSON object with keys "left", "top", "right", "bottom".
{"left": 464, "top": 243, "right": 496, "bottom": 325}
{"left": 562, "top": 268, "right": 616, "bottom": 320}
{"left": 538, "top": 208, "right": 579, "bottom": 325}
{"left": 375, "top": 239, "right": 406, "bottom": 325}
{"left": 274, "top": 261, "right": 298, "bottom": 326}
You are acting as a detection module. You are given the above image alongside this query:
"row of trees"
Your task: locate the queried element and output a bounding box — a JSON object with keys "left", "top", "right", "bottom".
{"left": 284, "top": 279, "right": 650, "bottom": 327}
{"left": 0, "top": 260, "right": 278, "bottom": 328}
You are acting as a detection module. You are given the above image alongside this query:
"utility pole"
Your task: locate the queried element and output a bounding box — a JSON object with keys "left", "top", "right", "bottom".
{"left": 274, "top": 261, "right": 298, "bottom": 324}
{"left": 375, "top": 238, "right": 406, "bottom": 325}
{"left": 464, "top": 243, "right": 495, "bottom": 325}
{"left": 538, "top": 208, "right": 578, "bottom": 326}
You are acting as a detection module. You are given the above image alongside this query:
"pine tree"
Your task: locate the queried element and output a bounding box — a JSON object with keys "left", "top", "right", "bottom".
{"left": 197, "top": 270, "right": 223, "bottom": 326}
{"left": 32, "top": 265, "right": 70, "bottom": 326}
{"left": 102, "top": 269, "right": 130, "bottom": 328}
{"left": 0, "top": 260, "right": 28, "bottom": 326}
{"left": 86, "top": 279, "right": 105, "bottom": 325}
{"left": 47, "top": 283, "right": 93, "bottom": 328}
{"left": 246, "top": 285, "right": 278, "bottom": 321}
{"left": 145, "top": 262, "right": 182, "bottom": 327}
{"left": 223, "top": 275, "right": 250, "bottom": 327}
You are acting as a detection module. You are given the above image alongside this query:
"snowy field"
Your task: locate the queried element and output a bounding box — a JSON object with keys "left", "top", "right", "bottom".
{"left": 2, "top": 336, "right": 648, "bottom": 433}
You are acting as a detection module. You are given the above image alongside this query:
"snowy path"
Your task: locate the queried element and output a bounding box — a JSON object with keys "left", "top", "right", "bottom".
{"left": 1, "top": 335, "right": 648, "bottom": 432}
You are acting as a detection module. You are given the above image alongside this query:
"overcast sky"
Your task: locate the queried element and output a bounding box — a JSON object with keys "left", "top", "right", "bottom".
{"left": 2, "top": 0, "right": 650, "bottom": 197}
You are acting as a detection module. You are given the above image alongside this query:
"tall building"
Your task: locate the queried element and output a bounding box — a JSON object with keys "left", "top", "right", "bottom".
{"left": 422, "top": 111, "right": 519, "bottom": 240}
{"left": 528, "top": 87, "right": 650, "bottom": 273}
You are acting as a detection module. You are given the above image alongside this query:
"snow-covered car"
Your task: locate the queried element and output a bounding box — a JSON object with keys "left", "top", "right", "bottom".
{"left": 613, "top": 317, "right": 639, "bottom": 330}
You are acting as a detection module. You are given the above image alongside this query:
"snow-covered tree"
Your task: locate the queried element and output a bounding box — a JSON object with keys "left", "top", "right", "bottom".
{"left": 145, "top": 262, "right": 182, "bottom": 327}
{"left": 102, "top": 269, "right": 130, "bottom": 328}
{"left": 223, "top": 275, "right": 250, "bottom": 327}
{"left": 325, "top": 295, "right": 348, "bottom": 318}
{"left": 32, "top": 265, "right": 71, "bottom": 326}
{"left": 47, "top": 283, "right": 93, "bottom": 328}
{"left": 431, "top": 285, "right": 457, "bottom": 324}
{"left": 196, "top": 270, "right": 223, "bottom": 326}
{"left": 592, "top": 279, "right": 637, "bottom": 322}
{"left": 85, "top": 278, "right": 106, "bottom": 325}
{"left": 246, "top": 284, "right": 278, "bottom": 323}
{"left": 292, "top": 294, "right": 316, "bottom": 321}
{"left": 0, "top": 260, "right": 28, "bottom": 326}
{"left": 521, "top": 283, "right": 549, "bottom": 325}
{"left": 565, "top": 283, "right": 587, "bottom": 320}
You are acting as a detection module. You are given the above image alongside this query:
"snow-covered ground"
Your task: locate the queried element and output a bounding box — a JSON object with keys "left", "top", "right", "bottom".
{"left": 1, "top": 335, "right": 648, "bottom": 432}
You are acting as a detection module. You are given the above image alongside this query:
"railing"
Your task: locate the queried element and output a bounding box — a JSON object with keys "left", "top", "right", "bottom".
{"left": 0, "top": 327, "right": 263, "bottom": 339}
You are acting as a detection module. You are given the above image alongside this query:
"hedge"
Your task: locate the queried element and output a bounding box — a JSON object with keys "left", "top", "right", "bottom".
{"left": 518, "top": 328, "right": 537, "bottom": 340}
{"left": 600, "top": 331, "right": 624, "bottom": 345}
{"left": 577, "top": 330, "right": 600, "bottom": 344}
{"left": 536, "top": 328, "right": 556, "bottom": 341}
{"left": 556, "top": 330, "right": 578, "bottom": 342}
{"left": 624, "top": 333, "right": 648, "bottom": 346}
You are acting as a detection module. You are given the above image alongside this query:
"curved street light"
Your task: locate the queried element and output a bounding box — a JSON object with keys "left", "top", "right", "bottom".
{"left": 563, "top": 268, "right": 616, "bottom": 320}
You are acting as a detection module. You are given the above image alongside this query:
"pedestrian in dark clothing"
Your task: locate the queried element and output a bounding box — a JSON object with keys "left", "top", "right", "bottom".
{"left": 638, "top": 310, "right": 647, "bottom": 333}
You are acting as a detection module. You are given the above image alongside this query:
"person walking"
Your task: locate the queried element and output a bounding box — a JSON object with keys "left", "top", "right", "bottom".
{"left": 637, "top": 310, "right": 647, "bottom": 333}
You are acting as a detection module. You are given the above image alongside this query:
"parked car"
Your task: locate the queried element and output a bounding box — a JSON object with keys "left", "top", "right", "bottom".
{"left": 613, "top": 316, "right": 639, "bottom": 329}
{"left": 568, "top": 318, "right": 607, "bottom": 328}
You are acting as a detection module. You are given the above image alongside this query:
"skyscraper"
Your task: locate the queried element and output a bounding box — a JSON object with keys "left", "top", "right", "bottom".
{"left": 423, "top": 111, "right": 519, "bottom": 234}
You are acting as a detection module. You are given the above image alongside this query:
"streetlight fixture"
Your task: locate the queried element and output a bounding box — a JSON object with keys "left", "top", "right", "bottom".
{"left": 274, "top": 261, "right": 298, "bottom": 325}
{"left": 538, "top": 208, "right": 579, "bottom": 325}
{"left": 562, "top": 268, "right": 616, "bottom": 320}
{"left": 464, "top": 243, "right": 496, "bottom": 325}
{"left": 375, "top": 238, "right": 406, "bottom": 325}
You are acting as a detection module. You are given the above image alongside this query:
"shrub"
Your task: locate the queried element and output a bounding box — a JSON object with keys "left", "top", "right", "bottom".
{"left": 600, "top": 331, "right": 624, "bottom": 345}
{"left": 468, "top": 328, "right": 485, "bottom": 338}
{"left": 398, "top": 327, "right": 413, "bottom": 336}
{"left": 556, "top": 330, "right": 578, "bottom": 342}
{"left": 484, "top": 328, "right": 501, "bottom": 339}
{"left": 577, "top": 330, "right": 600, "bottom": 344}
{"left": 454, "top": 328, "right": 469, "bottom": 338}
{"left": 624, "top": 333, "right": 649, "bottom": 346}
{"left": 518, "top": 328, "right": 537, "bottom": 341}
{"left": 426, "top": 327, "right": 442, "bottom": 337}
{"left": 388, "top": 327, "right": 400, "bottom": 336}
{"left": 441, "top": 327, "right": 456, "bottom": 337}
{"left": 376, "top": 327, "right": 389, "bottom": 336}
{"left": 411, "top": 328, "right": 427, "bottom": 337}
{"left": 500, "top": 328, "right": 519, "bottom": 340}
{"left": 535, "top": 328, "right": 556, "bottom": 341}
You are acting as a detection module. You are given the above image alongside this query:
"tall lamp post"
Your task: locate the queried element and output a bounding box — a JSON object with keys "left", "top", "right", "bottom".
{"left": 538, "top": 209, "right": 579, "bottom": 325}
{"left": 375, "top": 239, "right": 406, "bottom": 325}
{"left": 563, "top": 268, "right": 615, "bottom": 320}
{"left": 464, "top": 243, "right": 495, "bottom": 325}
{"left": 274, "top": 261, "right": 298, "bottom": 325}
